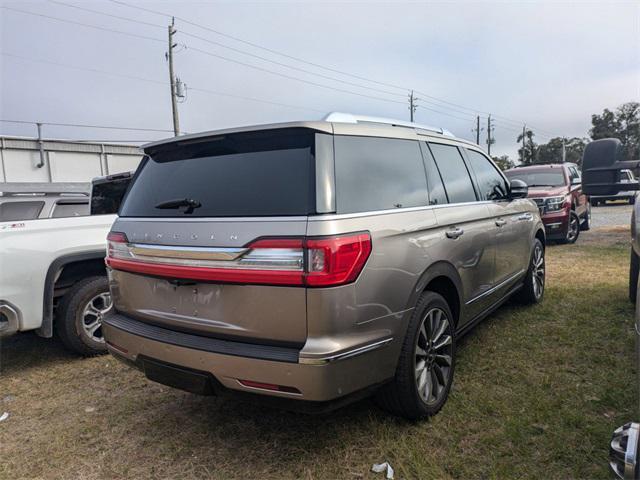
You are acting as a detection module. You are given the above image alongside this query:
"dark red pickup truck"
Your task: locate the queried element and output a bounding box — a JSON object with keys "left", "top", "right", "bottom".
{"left": 505, "top": 163, "right": 590, "bottom": 243}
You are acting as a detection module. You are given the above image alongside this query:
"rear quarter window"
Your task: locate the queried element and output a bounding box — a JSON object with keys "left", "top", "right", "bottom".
{"left": 334, "top": 136, "right": 429, "bottom": 213}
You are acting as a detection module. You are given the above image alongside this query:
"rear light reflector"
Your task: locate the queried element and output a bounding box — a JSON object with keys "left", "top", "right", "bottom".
{"left": 106, "top": 231, "right": 371, "bottom": 287}
{"left": 237, "top": 379, "right": 301, "bottom": 394}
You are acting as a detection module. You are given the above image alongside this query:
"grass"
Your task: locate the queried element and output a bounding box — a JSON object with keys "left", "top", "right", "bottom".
{"left": 0, "top": 226, "right": 636, "bottom": 479}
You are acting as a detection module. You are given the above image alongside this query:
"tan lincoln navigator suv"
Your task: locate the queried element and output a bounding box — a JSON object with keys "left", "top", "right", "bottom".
{"left": 103, "top": 113, "right": 545, "bottom": 419}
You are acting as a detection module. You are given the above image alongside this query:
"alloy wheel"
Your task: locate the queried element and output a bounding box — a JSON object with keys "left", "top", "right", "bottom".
{"left": 414, "top": 307, "right": 453, "bottom": 406}
{"left": 81, "top": 292, "right": 112, "bottom": 343}
{"left": 567, "top": 214, "right": 579, "bottom": 242}
{"left": 532, "top": 243, "right": 545, "bottom": 300}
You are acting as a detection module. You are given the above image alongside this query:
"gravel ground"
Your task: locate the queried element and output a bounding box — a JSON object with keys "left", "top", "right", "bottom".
{"left": 590, "top": 201, "right": 633, "bottom": 228}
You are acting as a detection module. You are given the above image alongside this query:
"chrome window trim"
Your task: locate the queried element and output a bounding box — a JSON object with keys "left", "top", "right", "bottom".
{"left": 308, "top": 200, "right": 493, "bottom": 221}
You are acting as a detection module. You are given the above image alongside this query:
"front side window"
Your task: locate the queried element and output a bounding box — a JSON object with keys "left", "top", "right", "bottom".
{"left": 334, "top": 136, "right": 429, "bottom": 214}
{"left": 465, "top": 149, "right": 508, "bottom": 201}
{"left": 428, "top": 143, "right": 477, "bottom": 204}
{"left": 504, "top": 169, "right": 566, "bottom": 187}
{"left": 0, "top": 201, "right": 45, "bottom": 221}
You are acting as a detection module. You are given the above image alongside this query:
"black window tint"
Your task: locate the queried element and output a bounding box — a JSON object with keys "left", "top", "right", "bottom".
{"left": 420, "top": 142, "right": 448, "bottom": 205}
{"left": 334, "top": 136, "right": 428, "bottom": 213}
{"left": 120, "top": 128, "right": 315, "bottom": 217}
{"left": 0, "top": 201, "right": 45, "bottom": 221}
{"left": 428, "top": 143, "right": 477, "bottom": 203}
{"left": 51, "top": 202, "right": 89, "bottom": 218}
{"left": 465, "top": 149, "right": 508, "bottom": 200}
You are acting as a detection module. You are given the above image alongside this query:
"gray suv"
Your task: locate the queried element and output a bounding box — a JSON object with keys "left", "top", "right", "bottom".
{"left": 103, "top": 113, "right": 546, "bottom": 419}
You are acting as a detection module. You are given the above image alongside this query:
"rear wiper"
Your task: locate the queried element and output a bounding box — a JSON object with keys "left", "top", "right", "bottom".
{"left": 154, "top": 198, "right": 201, "bottom": 214}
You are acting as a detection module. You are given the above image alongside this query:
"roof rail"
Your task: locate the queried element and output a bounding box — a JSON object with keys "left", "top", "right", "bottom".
{"left": 323, "top": 112, "right": 455, "bottom": 137}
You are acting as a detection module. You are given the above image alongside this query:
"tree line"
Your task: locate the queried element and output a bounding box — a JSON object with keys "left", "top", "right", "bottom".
{"left": 491, "top": 101, "right": 639, "bottom": 170}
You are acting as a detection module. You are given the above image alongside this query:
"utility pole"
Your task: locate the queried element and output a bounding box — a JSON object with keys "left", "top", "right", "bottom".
{"left": 471, "top": 115, "right": 483, "bottom": 145}
{"left": 521, "top": 125, "right": 526, "bottom": 164}
{"left": 486, "top": 114, "right": 494, "bottom": 155}
{"left": 561, "top": 137, "right": 566, "bottom": 163}
{"left": 167, "top": 17, "right": 180, "bottom": 136}
{"left": 408, "top": 90, "right": 418, "bottom": 122}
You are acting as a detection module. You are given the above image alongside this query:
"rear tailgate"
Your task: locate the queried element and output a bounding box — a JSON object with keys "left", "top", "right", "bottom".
{"left": 108, "top": 217, "right": 308, "bottom": 346}
{"left": 107, "top": 127, "right": 317, "bottom": 347}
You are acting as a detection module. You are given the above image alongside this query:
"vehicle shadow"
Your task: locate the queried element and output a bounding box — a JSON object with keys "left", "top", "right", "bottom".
{"left": 0, "top": 331, "right": 78, "bottom": 377}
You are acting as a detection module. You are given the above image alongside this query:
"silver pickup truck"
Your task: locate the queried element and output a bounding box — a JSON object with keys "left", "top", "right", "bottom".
{"left": 582, "top": 138, "right": 640, "bottom": 479}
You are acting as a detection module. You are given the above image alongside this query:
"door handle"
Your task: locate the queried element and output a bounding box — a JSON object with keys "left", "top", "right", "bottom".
{"left": 518, "top": 213, "right": 533, "bottom": 221}
{"left": 446, "top": 227, "right": 464, "bottom": 239}
{"left": 495, "top": 219, "right": 507, "bottom": 227}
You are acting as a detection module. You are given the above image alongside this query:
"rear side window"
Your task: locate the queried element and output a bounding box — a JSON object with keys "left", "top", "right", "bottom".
{"left": 0, "top": 201, "right": 45, "bottom": 221}
{"left": 465, "top": 149, "right": 508, "bottom": 200}
{"left": 120, "top": 128, "right": 316, "bottom": 217}
{"left": 334, "top": 136, "right": 428, "bottom": 213}
{"left": 51, "top": 202, "right": 89, "bottom": 218}
{"left": 428, "top": 143, "right": 477, "bottom": 204}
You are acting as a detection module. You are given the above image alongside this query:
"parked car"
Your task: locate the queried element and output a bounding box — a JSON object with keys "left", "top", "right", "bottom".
{"left": 102, "top": 113, "right": 546, "bottom": 419}
{"left": 0, "top": 183, "right": 90, "bottom": 221}
{"left": 591, "top": 169, "right": 638, "bottom": 206}
{"left": 0, "top": 173, "right": 131, "bottom": 355}
{"left": 582, "top": 138, "right": 640, "bottom": 479}
{"left": 504, "top": 163, "right": 590, "bottom": 244}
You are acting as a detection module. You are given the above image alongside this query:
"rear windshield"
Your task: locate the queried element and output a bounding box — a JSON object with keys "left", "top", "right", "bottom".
{"left": 504, "top": 169, "right": 566, "bottom": 187}
{"left": 120, "top": 128, "right": 315, "bottom": 217}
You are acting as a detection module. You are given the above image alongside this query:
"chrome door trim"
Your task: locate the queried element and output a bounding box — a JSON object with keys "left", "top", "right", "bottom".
{"left": 465, "top": 269, "right": 526, "bottom": 305}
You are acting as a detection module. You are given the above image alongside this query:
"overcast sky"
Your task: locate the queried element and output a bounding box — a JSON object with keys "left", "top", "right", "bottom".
{"left": 1, "top": 0, "right": 639, "bottom": 159}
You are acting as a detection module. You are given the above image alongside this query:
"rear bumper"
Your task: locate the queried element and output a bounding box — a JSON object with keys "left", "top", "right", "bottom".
{"left": 103, "top": 312, "right": 396, "bottom": 402}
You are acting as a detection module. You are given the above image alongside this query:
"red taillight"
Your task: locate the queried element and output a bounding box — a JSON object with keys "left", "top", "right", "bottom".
{"left": 304, "top": 233, "right": 372, "bottom": 287}
{"left": 106, "top": 232, "right": 371, "bottom": 288}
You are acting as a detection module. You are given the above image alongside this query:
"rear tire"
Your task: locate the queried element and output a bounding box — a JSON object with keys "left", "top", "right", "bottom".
{"left": 375, "top": 291, "right": 456, "bottom": 420}
{"left": 55, "top": 276, "right": 111, "bottom": 356}
{"left": 581, "top": 203, "right": 591, "bottom": 231}
{"left": 592, "top": 199, "right": 600, "bottom": 207}
{"left": 630, "top": 249, "right": 639, "bottom": 304}
{"left": 515, "top": 238, "right": 545, "bottom": 305}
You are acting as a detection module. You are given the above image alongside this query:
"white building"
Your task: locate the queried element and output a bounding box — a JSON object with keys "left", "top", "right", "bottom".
{"left": 0, "top": 136, "right": 143, "bottom": 184}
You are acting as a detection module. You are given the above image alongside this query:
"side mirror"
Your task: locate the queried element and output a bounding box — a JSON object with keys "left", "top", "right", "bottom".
{"left": 582, "top": 138, "right": 639, "bottom": 196}
{"left": 509, "top": 179, "right": 528, "bottom": 199}
{"left": 571, "top": 177, "right": 581, "bottom": 185}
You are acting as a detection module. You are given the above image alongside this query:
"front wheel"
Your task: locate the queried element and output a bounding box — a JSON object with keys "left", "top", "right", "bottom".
{"left": 581, "top": 203, "right": 591, "bottom": 231}
{"left": 375, "top": 291, "right": 456, "bottom": 420}
{"left": 515, "top": 238, "right": 545, "bottom": 304}
{"left": 561, "top": 211, "right": 580, "bottom": 244}
{"left": 55, "top": 276, "right": 112, "bottom": 356}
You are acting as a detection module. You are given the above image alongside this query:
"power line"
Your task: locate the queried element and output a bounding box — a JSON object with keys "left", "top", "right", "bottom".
{"left": 47, "top": 0, "right": 165, "bottom": 30}
{"left": 51, "top": 0, "right": 409, "bottom": 101}
{"left": 7, "top": 5, "right": 406, "bottom": 108}
{"left": 2, "top": 52, "right": 325, "bottom": 113}
{"left": 1, "top": 6, "right": 165, "bottom": 44}
{"left": 108, "top": 0, "right": 555, "bottom": 131}
{"left": 0, "top": 119, "right": 173, "bottom": 133}
{"left": 186, "top": 45, "right": 406, "bottom": 106}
